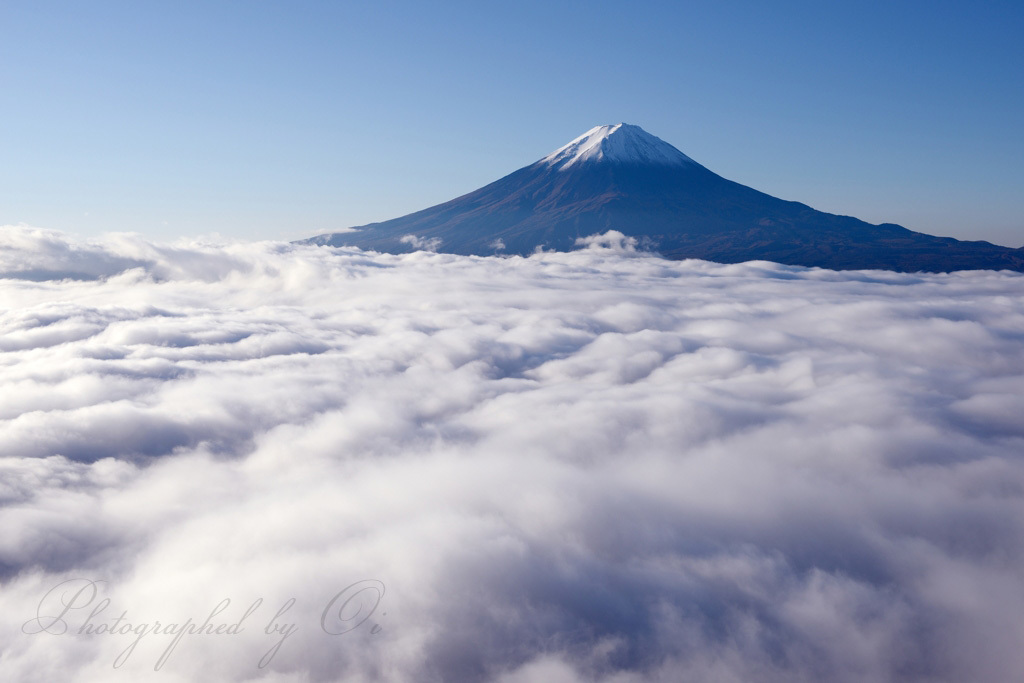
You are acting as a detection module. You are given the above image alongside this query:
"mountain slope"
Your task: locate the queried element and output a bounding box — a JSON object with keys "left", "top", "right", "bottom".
{"left": 302, "top": 124, "right": 1024, "bottom": 272}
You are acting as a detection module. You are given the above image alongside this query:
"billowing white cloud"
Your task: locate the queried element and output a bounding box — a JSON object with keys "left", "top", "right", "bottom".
{"left": 1, "top": 225, "right": 1024, "bottom": 682}
{"left": 574, "top": 230, "right": 639, "bottom": 253}
{"left": 399, "top": 234, "right": 442, "bottom": 252}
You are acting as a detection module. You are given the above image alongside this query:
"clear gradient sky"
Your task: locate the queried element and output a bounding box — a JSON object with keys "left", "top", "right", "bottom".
{"left": 2, "top": 0, "right": 1022, "bottom": 246}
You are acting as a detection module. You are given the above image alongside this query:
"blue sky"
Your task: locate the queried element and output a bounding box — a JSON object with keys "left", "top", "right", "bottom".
{"left": 2, "top": 0, "right": 1022, "bottom": 246}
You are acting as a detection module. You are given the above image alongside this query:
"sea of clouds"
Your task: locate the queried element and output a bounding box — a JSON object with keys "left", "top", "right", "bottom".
{"left": 1, "top": 225, "right": 1023, "bottom": 682}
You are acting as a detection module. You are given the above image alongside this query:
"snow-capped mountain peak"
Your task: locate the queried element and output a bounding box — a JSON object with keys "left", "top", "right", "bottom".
{"left": 540, "top": 123, "right": 696, "bottom": 170}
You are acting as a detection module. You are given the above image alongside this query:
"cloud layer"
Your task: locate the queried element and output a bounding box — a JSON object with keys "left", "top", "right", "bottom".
{"left": 1, "top": 225, "right": 1024, "bottom": 682}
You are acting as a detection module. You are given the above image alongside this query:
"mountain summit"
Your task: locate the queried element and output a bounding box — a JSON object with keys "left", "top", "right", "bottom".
{"left": 302, "top": 124, "right": 1023, "bottom": 272}
{"left": 541, "top": 123, "right": 696, "bottom": 169}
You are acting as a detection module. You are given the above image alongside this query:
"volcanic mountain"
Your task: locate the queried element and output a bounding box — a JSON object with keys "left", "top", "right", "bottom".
{"left": 302, "top": 124, "right": 1024, "bottom": 272}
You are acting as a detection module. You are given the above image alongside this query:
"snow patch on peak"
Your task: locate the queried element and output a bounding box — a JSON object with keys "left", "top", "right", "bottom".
{"left": 541, "top": 123, "right": 695, "bottom": 170}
